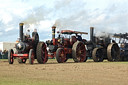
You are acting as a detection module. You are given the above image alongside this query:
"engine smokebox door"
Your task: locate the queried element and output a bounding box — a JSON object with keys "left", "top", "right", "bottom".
{"left": 48, "top": 45, "right": 58, "bottom": 52}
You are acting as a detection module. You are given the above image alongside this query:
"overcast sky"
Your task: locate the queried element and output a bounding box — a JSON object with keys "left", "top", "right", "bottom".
{"left": 0, "top": 0, "right": 128, "bottom": 42}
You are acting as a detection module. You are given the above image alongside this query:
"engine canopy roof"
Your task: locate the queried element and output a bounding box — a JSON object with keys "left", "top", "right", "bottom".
{"left": 60, "top": 30, "right": 88, "bottom": 35}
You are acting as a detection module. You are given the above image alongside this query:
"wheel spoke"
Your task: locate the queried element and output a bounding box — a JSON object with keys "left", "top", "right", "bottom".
{"left": 80, "top": 54, "right": 86, "bottom": 61}
{"left": 56, "top": 48, "right": 67, "bottom": 63}
{"left": 92, "top": 48, "right": 103, "bottom": 62}
{"left": 80, "top": 48, "right": 85, "bottom": 51}
{"left": 41, "top": 44, "right": 46, "bottom": 61}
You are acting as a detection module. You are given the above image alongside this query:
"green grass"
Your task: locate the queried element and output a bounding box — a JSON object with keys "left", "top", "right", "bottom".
{"left": 0, "top": 77, "right": 80, "bottom": 85}
{"left": 110, "top": 61, "right": 128, "bottom": 64}
{"left": 0, "top": 78, "right": 64, "bottom": 85}
{"left": 0, "top": 59, "right": 8, "bottom": 61}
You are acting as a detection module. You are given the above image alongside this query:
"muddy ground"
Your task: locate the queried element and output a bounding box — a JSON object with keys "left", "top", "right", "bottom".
{"left": 0, "top": 59, "right": 128, "bottom": 85}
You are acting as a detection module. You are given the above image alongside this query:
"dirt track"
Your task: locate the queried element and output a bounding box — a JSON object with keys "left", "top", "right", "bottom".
{"left": 0, "top": 59, "right": 128, "bottom": 85}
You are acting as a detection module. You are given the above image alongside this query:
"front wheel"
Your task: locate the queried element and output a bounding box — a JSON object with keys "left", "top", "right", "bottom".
{"left": 56, "top": 48, "right": 67, "bottom": 63}
{"left": 92, "top": 48, "right": 104, "bottom": 62}
{"left": 8, "top": 49, "right": 14, "bottom": 64}
{"left": 29, "top": 49, "right": 35, "bottom": 64}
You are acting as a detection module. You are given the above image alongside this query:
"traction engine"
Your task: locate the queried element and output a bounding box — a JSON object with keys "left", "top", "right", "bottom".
{"left": 8, "top": 23, "right": 48, "bottom": 64}
{"left": 86, "top": 27, "right": 120, "bottom": 62}
{"left": 46, "top": 26, "right": 88, "bottom": 63}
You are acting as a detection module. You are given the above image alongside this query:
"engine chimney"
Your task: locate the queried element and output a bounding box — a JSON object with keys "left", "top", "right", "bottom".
{"left": 19, "top": 23, "right": 24, "bottom": 42}
{"left": 52, "top": 26, "right": 56, "bottom": 39}
{"left": 90, "top": 27, "right": 94, "bottom": 42}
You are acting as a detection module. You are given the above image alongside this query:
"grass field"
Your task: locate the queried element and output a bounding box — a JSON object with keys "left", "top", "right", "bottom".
{"left": 0, "top": 59, "right": 128, "bottom": 85}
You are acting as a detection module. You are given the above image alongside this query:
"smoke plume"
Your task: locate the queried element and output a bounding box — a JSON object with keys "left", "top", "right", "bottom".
{"left": 0, "top": 0, "right": 128, "bottom": 41}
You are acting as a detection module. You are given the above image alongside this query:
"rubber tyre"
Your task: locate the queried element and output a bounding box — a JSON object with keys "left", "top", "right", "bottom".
{"left": 8, "top": 49, "right": 14, "bottom": 64}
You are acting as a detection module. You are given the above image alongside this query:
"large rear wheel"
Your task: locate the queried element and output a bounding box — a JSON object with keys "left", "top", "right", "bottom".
{"left": 72, "top": 41, "right": 87, "bottom": 62}
{"left": 36, "top": 42, "right": 48, "bottom": 64}
{"left": 92, "top": 48, "right": 103, "bottom": 62}
{"left": 107, "top": 43, "right": 120, "bottom": 61}
{"left": 8, "top": 49, "right": 14, "bottom": 64}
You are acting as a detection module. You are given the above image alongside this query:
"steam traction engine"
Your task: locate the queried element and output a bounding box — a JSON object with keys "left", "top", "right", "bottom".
{"left": 86, "top": 27, "right": 120, "bottom": 62}
{"left": 46, "top": 26, "right": 88, "bottom": 63}
{"left": 8, "top": 23, "right": 48, "bottom": 64}
{"left": 113, "top": 33, "right": 128, "bottom": 61}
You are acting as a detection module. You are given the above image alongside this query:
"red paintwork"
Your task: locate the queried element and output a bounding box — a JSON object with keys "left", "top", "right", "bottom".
{"left": 48, "top": 54, "right": 54, "bottom": 58}
{"left": 58, "top": 49, "right": 66, "bottom": 62}
{"left": 48, "top": 52, "right": 56, "bottom": 58}
{"left": 53, "top": 39, "right": 58, "bottom": 45}
{"left": 53, "top": 38, "right": 56, "bottom": 45}
{"left": 31, "top": 50, "right": 35, "bottom": 64}
{"left": 28, "top": 38, "right": 34, "bottom": 41}
{"left": 61, "top": 30, "right": 88, "bottom": 34}
{"left": 64, "top": 48, "right": 72, "bottom": 54}
{"left": 48, "top": 27, "right": 87, "bottom": 62}
{"left": 61, "top": 30, "right": 74, "bottom": 34}
{"left": 42, "top": 43, "right": 48, "bottom": 63}
{"left": 75, "top": 42, "right": 86, "bottom": 62}
{"left": 13, "top": 54, "right": 28, "bottom": 58}
{"left": 64, "top": 38, "right": 70, "bottom": 47}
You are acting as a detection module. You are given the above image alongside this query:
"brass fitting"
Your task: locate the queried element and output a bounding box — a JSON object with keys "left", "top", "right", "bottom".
{"left": 19, "top": 23, "right": 24, "bottom": 26}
